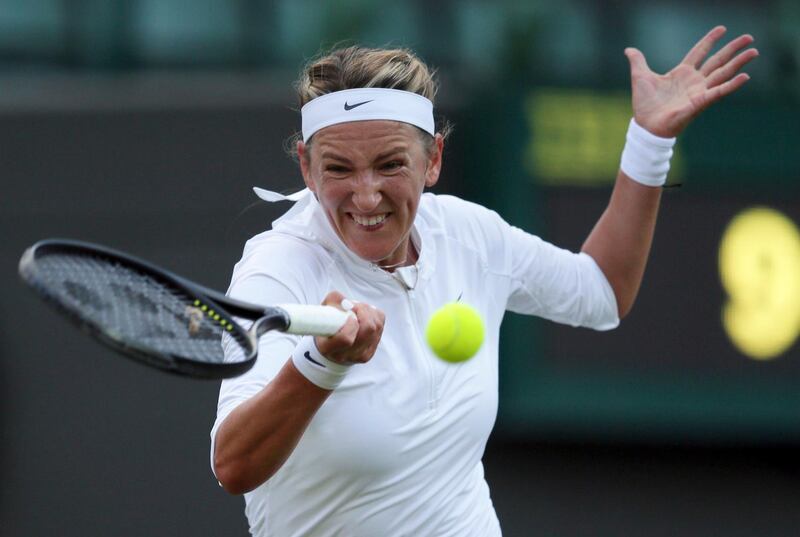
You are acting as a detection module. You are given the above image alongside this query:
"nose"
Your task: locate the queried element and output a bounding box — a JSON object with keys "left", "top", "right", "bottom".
{"left": 351, "top": 173, "right": 382, "bottom": 212}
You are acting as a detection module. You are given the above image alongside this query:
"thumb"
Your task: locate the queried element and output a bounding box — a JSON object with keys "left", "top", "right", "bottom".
{"left": 624, "top": 47, "right": 650, "bottom": 75}
{"left": 321, "top": 290, "right": 348, "bottom": 310}
{"left": 320, "top": 290, "right": 358, "bottom": 330}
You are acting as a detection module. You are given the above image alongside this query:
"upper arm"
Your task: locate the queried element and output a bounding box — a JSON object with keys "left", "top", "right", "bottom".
{"left": 504, "top": 226, "right": 619, "bottom": 330}
{"left": 210, "top": 236, "right": 331, "bottom": 473}
{"left": 210, "top": 273, "right": 303, "bottom": 476}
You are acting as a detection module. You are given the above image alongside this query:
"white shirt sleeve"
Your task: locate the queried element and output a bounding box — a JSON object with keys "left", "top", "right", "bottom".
{"left": 438, "top": 196, "right": 619, "bottom": 331}
{"left": 503, "top": 224, "right": 619, "bottom": 330}
{"left": 209, "top": 233, "right": 333, "bottom": 478}
{"left": 209, "top": 274, "right": 302, "bottom": 477}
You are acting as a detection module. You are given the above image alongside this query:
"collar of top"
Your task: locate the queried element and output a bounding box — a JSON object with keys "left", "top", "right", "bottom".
{"left": 300, "top": 88, "right": 435, "bottom": 142}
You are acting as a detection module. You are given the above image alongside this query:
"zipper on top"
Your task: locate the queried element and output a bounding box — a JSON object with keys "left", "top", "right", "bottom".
{"left": 401, "top": 285, "right": 437, "bottom": 411}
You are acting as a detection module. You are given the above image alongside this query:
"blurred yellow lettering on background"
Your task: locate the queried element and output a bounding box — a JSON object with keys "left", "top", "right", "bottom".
{"left": 719, "top": 207, "right": 800, "bottom": 360}
{"left": 524, "top": 89, "right": 683, "bottom": 187}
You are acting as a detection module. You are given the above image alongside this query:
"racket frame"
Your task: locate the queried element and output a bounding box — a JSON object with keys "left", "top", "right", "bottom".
{"left": 19, "top": 238, "right": 290, "bottom": 379}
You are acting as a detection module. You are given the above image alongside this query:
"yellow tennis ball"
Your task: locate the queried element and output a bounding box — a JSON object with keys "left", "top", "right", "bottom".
{"left": 425, "top": 302, "right": 485, "bottom": 363}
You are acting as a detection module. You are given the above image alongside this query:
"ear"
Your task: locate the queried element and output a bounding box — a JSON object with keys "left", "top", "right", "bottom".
{"left": 424, "top": 134, "right": 444, "bottom": 188}
{"left": 298, "top": 140, "right": 316, "bottom": 193}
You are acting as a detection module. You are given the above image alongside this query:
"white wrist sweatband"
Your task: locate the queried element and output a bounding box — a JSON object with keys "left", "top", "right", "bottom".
{"left": 291, "top": 336, "right": 352, "bottom": 390}
{"left": 620, "top": 118, "right": 676, "bottom": 187}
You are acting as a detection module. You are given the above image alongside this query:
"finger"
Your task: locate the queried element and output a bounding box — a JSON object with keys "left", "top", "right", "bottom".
{"left": 357, "top": 324, "right": 384, "bottom": 363}
{"left": 321, "top": 290, "right": 347, "bottom": 308}
{"left": 327, "top": 314, "right": 359, "bottom": 343}
{"left": 314, "top": 320, "right": 358, "bottom": 362}
{"left": 352, "top": 303, "right": 382, "bottom": 337}
{"left": 700, "top": 34, "right": 754, "bottom": 76}
{"left": 320, "top": 291, "right": 358, "bottom": 324}
{"left": 315, "top": 291, "right": 359, "bottom": 354}
{"left": 624, "top": 47, "right": 651, "bottom": 75}
{"left": 351, "top": 304, "right": 384, "bottom": 361}
{"left": 681, "top": 25, "right": 727, "bottom": 68}
{"left": 706, "top": 48, "right": 759, "bottom": 88}
{"left": 704, "top": 73, "right": 751, "bottom": 107}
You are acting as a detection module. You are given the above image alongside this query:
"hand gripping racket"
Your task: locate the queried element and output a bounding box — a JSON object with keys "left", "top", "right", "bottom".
{"left": 18, "top": 239, "right": 351, "bottom": 379}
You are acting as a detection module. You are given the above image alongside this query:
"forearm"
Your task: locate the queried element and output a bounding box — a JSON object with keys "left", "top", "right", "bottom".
{"left": 581, "top": 171, "right": 662, "bottom": 318}
{"left": 586, "top": 26, "right": 756, "bottom": 316}
{"left": 213, "top": 359, "right": 332, "bottom": 494}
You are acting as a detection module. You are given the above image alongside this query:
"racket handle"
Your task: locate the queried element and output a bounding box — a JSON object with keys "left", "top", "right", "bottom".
{"left": 277, "top": 304, "right": 353, "bottom": 336}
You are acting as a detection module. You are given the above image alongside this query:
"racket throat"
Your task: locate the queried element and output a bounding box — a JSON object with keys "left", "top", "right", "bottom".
{"left": 252, "top": 311, "right": 292, "bottom": 340}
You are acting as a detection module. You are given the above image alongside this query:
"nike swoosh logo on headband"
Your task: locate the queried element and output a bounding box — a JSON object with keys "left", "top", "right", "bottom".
{"left": 344, "top": 100, "right": 373, "bottom": 111}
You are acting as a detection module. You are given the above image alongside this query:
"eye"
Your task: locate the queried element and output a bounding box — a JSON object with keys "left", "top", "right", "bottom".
{"left": 325, "top": 165, "right": 349, "bottom": 175}
{"left": 381, "top": 160, "right": 404, "bottom": 171}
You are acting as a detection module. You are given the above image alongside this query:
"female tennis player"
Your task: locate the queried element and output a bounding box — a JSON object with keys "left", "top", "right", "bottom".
{"left": 211, "top": 27, "right": 756, "bottom": 536}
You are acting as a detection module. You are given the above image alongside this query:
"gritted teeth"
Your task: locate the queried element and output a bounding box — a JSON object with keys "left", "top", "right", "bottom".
{"left": 351, "top": 213, "right": 388, "bottom": 226}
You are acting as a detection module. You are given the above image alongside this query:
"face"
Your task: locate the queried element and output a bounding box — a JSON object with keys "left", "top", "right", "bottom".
{"left": 299, "top": 121, "right": 443, "bottom": 268}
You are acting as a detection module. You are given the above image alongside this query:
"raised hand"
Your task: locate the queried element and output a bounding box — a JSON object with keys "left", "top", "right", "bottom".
{"left": 625, "top": 26, "right": 758, "bottom": 138}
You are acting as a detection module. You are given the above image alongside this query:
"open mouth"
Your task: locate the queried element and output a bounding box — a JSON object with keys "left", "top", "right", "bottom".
{"left": 350, "top": 213, "right": 389, "bottom": 229}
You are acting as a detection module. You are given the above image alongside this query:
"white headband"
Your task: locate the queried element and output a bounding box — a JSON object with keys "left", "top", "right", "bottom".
{"left": 301, "top": 88, "right": 434, "bottom": 142}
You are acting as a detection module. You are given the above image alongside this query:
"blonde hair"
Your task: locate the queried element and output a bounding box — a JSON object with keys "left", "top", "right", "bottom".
{"left": 296, "top": 46, "right": 438, "bottom": 106}
{"left": 290, "top": 45, "right": 451, "bottom": 158}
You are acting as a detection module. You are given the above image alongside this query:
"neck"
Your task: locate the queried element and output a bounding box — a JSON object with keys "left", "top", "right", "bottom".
{"left": 379, "top": 239, "right": 418, "bottom": 272}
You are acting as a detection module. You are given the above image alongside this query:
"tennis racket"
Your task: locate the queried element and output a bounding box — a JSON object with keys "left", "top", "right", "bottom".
{"left": 19, "top": 239, "right": 351, "bottom": 379}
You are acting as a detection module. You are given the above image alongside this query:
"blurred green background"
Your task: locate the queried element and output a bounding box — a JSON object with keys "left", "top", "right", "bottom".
{"left": 2, "top": 1, "right": 799, "bottom": 536}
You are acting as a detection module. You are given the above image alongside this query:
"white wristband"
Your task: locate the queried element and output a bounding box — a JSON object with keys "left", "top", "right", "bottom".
{"left": 619, "top": 118, "right": 676, "bottom": 187}
{"left": 291, "top": 336, "right": 352, "bottom": 390}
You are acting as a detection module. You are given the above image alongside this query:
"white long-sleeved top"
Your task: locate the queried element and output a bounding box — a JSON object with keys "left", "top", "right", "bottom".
{"left": 211, "top": 192, "right": 619, "bottom": 537}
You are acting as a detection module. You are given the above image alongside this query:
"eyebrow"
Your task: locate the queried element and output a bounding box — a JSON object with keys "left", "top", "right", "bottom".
{"left": 319, "top": 146, "right": 408, "bottom": 165}
{"left": 320, "top": 152, "right": 353, "bottom": 165}
{"left": 374, "top": 147, "right": 408, "bottom": 161}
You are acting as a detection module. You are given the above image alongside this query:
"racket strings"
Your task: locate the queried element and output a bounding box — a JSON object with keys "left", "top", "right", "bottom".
{"left": 32, "top": 252, "right": 246, "bottom": 364}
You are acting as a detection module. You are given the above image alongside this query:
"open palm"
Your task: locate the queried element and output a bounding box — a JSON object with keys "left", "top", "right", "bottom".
{"left": 627, "top": 26, "right": 758, "bottom": 138}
